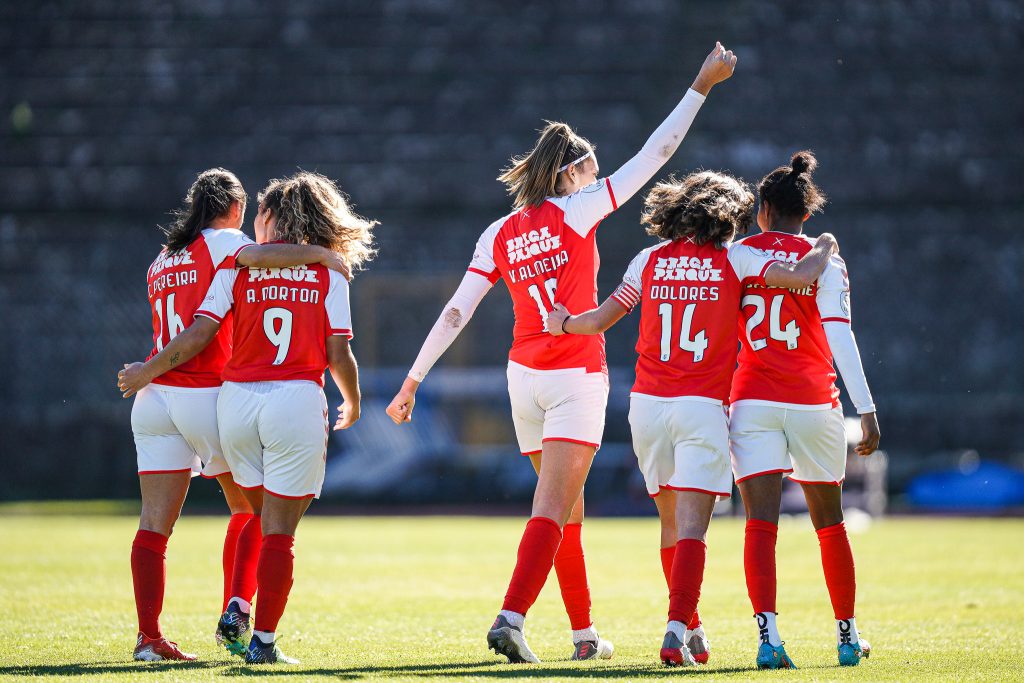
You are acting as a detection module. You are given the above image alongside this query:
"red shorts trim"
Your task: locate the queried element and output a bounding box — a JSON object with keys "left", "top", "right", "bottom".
{"left": 520, "top": 449, "right": 542, "bottom": 457}
{"left": 735, "top": 468, "right": 794, "bottom": 484}
{"left": 138, "top": 468, "right": 193, "bottom": 476}
{"left": 789, "top": 477, "right": 845, "bottom": 487}
{"left": 657, "top": 484, "right": 732, "bottom": 498}
{"left": 235, "top": 482, "right": 264, "bottom": 491}
{"left": 200, "top": 471, "right": 232, "bottom": 480}
{"left": 264, "top": 488, "right": 316, "bottom": 500}
{"left": 542, "top": 437, "right": 600, "bottom": 449}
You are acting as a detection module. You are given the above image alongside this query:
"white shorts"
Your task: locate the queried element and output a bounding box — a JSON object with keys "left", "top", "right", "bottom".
{"left": 506, "top": 361, "right": 609, "bottom": 456}
{"left": 628, "top": 396, "right": 732, "bottom": 498}
{"left": 131, "top": 384, "right": 230, "bottom": 478}
{"left": 729, "top": 402, "right": 847, "bottom": 486}
{"left": 217, "top": 380, "right": 329, "bottom": 499}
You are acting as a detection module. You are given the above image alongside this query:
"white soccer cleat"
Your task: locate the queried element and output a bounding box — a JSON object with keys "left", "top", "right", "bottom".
{"left": 687, "top": 624, "right": 711, "bottom": 664}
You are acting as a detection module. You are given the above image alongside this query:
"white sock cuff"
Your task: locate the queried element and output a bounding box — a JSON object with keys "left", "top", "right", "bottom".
{"left": 572, "top": 626, "right": 598, "bottom": 643}
{"left": 666, "top": 620, "right": 687, "bottom": 641}
{"left": 498, "top": 610, "right": 525, "bottom": 630}
{"left": 837, "top": 617, "right": 859, "bottom": 645}
{"left": 252, "top": 630, "right": 275, "bottom": 645}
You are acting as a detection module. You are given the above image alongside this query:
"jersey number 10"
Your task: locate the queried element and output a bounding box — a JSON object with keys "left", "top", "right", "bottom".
{"left": 527, "top": 277, "right": 558, "bottom": 331}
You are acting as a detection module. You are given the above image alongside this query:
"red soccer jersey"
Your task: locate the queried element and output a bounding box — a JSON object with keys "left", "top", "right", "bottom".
{"left": 145, "top": 228, "right": 255, "bottom": 388}
{"left": 614, "top": 239, "right": 777, "bottom": 401}
{"left": 467, "top": 179, "right": 620, "bottom": 373}
{"left": 196, "top": 260, "right": 352, "bottom": 386}
{"left": 730, "top": 231, "right": 851, "bottom": 407}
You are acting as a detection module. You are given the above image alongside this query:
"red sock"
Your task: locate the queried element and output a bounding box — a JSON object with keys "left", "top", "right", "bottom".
{"left": 817, "top": 522, "right": 856, "bottom": 619}
{"left": 501, "top": 517, "right": 562, "bottom": 616}
{"left": 131, "top": 529, "right": 168, "bottom": 638}
{"left": 667, "top": 539, "right": 706, "bottom": 625}
{"left": 744, "top": 519, "right": 778, "bottom": 614}
{"left": 553, "top": 523, "right": 591, "bottom": 630}
{"left": 253, "top": 534, "right": 295, "bottom": 633}
{"left": 222, "top": 513, "right": 254, "bottom": 611}
{"left": 229, "top": 515, "right": 262, "bottom": 606}
{"left": 662, "top": 545, "right": 702, "bottom": 628}
{"left": 660, "top": 546, "right": 674, "bottom": 587}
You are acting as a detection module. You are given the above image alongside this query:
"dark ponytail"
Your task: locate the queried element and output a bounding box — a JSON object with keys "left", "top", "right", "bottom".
{"left": 162, "top": 168, "right": 247, "bottom": 253}
{"left": 757, "top": 150, "right": 827, "bottom": 220}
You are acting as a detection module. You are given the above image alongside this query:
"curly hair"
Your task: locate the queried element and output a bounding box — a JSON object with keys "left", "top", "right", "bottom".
{"left": 641, "top": 171, "right": 755, "bottom": 247}
{"left": 162, "top": 168, "right": 246, "bottom": 253}
{"left": 257, "top": 172, "right": 377, "bottom": 271}
{"left": 758, "top": 150, "right": 827, "bottom": 220}
{"left": 498, "top": 121, "right": 594, "bottom": 209}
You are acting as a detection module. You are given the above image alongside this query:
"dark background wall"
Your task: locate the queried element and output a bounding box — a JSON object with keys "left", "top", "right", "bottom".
{"left": 1, "top": 0, "right": 1021, "bottom": 500}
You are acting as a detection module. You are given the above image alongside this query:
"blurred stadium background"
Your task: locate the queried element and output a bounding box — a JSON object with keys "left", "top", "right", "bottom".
{"left": 2, "top": 0, "right": 1022, "bottom": 513}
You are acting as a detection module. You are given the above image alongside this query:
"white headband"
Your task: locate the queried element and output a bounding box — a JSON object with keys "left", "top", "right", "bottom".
{"left": 558, "top": 151, "right": 592, "bottom": 173}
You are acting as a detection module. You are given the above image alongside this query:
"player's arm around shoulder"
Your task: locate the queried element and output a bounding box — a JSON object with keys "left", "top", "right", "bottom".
{"left": 762, "top": 232, "right": 839, "bottom": 289}
{"left": 117, "top": 316, "right": 221, "bottom": 398}
{"left": 237, "top": 243, "right": 352, "bottom": 280}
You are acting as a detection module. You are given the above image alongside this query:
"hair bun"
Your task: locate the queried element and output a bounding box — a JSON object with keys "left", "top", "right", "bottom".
{"left": 790, "top": 150, "right": 817, "bottom": 176}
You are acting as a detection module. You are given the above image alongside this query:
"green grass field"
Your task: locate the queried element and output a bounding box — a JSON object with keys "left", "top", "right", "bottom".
{"left": 0, "top": 512, "right": 1021, "bottom": 681}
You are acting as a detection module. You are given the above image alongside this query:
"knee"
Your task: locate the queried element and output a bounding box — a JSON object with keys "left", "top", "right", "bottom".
{"left": 139, "top": 508, "right": 178, "bottom": 537}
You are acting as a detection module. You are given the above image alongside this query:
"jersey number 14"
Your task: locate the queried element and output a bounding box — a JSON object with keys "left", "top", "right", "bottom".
{"left": 658, "top": 302, "right": 708, "bottom": 363}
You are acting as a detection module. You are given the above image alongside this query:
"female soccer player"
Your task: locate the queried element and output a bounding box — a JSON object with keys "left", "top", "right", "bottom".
{"left": 119, "top": 168, "right": 351, "bottom": 662}
{"left": 545, "top": 171, "right": 836, "bottom": 666}
{"left": 119, "top": 171, "right": 373, "bottom": 664}
{"left": 385, "top": 43, "right": 737, "bottom": 663}
{"left": 729, "top": 151, "right": 880, "bottom": 669}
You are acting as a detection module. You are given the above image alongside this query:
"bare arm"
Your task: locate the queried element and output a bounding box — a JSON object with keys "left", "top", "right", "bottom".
{"left": 546, "top": 300, "right": 628, "bottom": 337}
{"left": 327, "top": 335, "right": 361, "bottom": 430}
{"left": 763, "top": 233, "right": 838, "bottom": 289}
{"left": 117, "top": 317, "right": 221, "bottom": 397}
{"left": 237, "top": 243, "right": 352, "bottom": 280}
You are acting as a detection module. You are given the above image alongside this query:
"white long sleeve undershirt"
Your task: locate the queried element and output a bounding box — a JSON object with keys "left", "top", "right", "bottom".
{"left": 609, "top": 88, "right": 707, "bottom": 205}
{"left": 823, "top": 321, "right": 876, "bottom": 414}
{"left": 407, "top": 271, "right": 493, "bottom": 382}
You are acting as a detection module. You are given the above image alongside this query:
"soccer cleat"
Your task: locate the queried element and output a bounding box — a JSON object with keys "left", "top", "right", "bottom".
{"left": 687, "top": 624, "right": 711, "bottom": 664}
{"left": 838, "top": 638, "right": 871, "bottom": 666}
{"left": 660, "top": 630, "right": 697, "bottom": 667}
{"left": 216, "top": 600, "right": 251, "bottom": 657}
{"left": 571, "top": 636, "right": 614, "bottom": 660}
{"left": 487, "top": 614, "right": 540, "bottom": 664}
{"left": 133, "top": 632, "right": 197, "bottom": 662}
{"left": 245, "top": 635, "right": 299, "bottom": 665}
{"left": 756, "top": 642, "right": 797, "bottom": 669}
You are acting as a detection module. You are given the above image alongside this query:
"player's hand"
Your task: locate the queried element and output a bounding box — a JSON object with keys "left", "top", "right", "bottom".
{"left": 855, "top": 412, "right": 880, "bottom": 456}
{"left": 117, "top": 362, "right": 150, "bottom": 398}
{"left": 334, "top": 401, "right": 360, "bottom": 430}
{"left": 386, "top": 387, "right": 416, "bottom": 424}
{"left": 692, "top": 42, "right": 737, "bottom": 94}
{"left": 546, "top": 303, "right": 570, "bottom": 336}
{"left": 320, "top": 250, "right": 352, "bottom": 281}
{"left": 817, "top": 232, "right": 840, "bottom": 255}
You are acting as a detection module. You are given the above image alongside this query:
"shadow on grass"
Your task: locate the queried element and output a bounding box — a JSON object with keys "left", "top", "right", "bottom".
{"left": 221, "top": 660, "right": 758, "bottom": 678}
{"left": 0, "top": 660, "right": 228, "bottom": 676}
{"left": 0, "top": 659, "right": 785, "bottom": 679}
